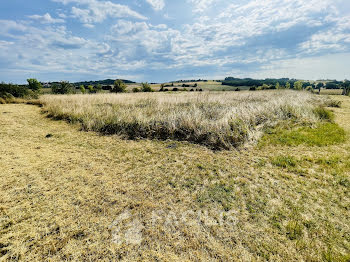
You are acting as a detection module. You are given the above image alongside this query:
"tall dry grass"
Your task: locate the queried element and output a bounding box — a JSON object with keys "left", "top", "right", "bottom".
{"left": 40, "top": 90, "right": 333, "bottom": 149}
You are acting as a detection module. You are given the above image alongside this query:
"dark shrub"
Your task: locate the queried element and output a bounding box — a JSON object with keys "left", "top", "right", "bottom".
{"left": 27, "top": 78, "right": 42, "bottom": 91}
{"left": 113, "top": 80, "right": 127, "bottom": 93}
{"left": 141, "top": 82, "right": 153, "bottom": 92}
{"left": 235, "top": 88, "right": 240, "bottom": 91}
{"left": 95, "top": 84, "right": 103, "bottom": 93}
{"left": 313, "top": 107, "right": 334, "bottom": 121}
{"left": 0, "top": 82, "right": 29, "bottom": 98}
{"left": 250, "top": 87, "right": 256, "bottom": 91}
{"left": 172, "top": 88, "right": 178, "bottom": 92}
{"left": 52, "top": 81, "right": 74, "bottom": 94}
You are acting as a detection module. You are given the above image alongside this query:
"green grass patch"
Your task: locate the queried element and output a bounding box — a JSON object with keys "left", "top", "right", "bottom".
{"left": 271, "top": 155, "right": 297, "bottom": 168}
{"left": 315, "top": 156, "right": 342, "bottom": 168}
{"left": 197, "top": 182, "right": 235, "bottom": 211}
{"left": 261, "top": 122, "right": 346, "bottom": 147}
{"left": 313, "top": 106, "right": 334, "bottom": 120}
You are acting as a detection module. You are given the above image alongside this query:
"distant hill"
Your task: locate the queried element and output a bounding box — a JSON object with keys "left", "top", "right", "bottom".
{"left": 73, "top": 79, "right": 136, "bottom": 86}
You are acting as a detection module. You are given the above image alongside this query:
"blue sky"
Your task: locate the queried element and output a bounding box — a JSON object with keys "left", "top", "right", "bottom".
{"left": 0, "top": 0, "right": 350, "bottom": 83}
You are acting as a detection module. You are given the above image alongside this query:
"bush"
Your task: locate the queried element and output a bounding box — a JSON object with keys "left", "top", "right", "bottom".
{"left": 172, "top": 88, "right": 178, "bottom": 92}
{"left": 313, "top": 107, "right": 334, "bottom": 121}
{"left": 235, "top": 88, "right": 240, "bottom": 91}
{"left": 141, "top": 82, "right": 153, "bottom": 92}
{"left": 132, "top": 87, "right": 140, "bottom": 93}
{"left": 159, "top": 84, "right": 164, "bottom": 92}
{"left": 341, "top": 81, "right": 350, "bottom": 96}
{"left": 52, "top": 81, "right": 74, "bottom": 94}
{"left": 88, "top": 85, "right": 95, "bottom": 93}
{"left": 113, "top": 80, "right": 126, "bottom": 93}
{"left": 0, "top": 82, "right": 29, "bottom": 98}
{"left": 250, "top": 87, "right": 256, "bottom": 91}
{"left": 293, "top": 81, "right": 303, "bottom": 90}
{"left": 80, "top": 85, "right": 86, "bottom": 94}
{"left": 95, "top": 84, "right": 103, "bottom": 93}
{"left": 27, "top": 78, "right": 42, "bottom": 91}
{"left": 325, "top": 82, "right": 339, "bottom": 89}
{"left": 305, "top": 86, "right": 314, "bottom": 93}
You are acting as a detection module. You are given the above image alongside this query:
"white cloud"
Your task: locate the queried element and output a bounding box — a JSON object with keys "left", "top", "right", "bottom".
{"left": 83, "top": 23, "right": 95, "bottom": 28}
{"left": 1, "top": 0, "right": 350, "bottom": 82}
{"left": 189, "top": 0, "right": 216, "bottom": 13}
{"left": 145, "top": 0, "right": 165, "bottom": 11}
{"left": 299, "top": 16, "right": 350, "bottom": 54}
{"left": 28, "top": 13, "right": 65, "bottom": 24}
{"left": 110, "top": 20, "right": 179, "bottom": 58}
{"left": 0, "top": 20, "right": 113, "bottom": 74}
{"left": 53, "top": 0, "right": 147, "bottom": 23}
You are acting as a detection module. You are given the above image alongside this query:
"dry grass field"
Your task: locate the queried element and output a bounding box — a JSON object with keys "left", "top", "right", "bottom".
{"left": 150, "top": 81, "right": 247, "bottom": 91}
{"left": 40, "top": 90, "right": 335, "bottom": 150}
{"left": 0, "top": 92, "right": 349, "bottom": 261}
{"left": 319, "top": 89, "right": 344, "bottom": 95}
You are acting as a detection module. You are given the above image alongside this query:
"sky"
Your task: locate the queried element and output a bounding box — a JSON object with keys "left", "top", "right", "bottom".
{"left": 0, "top": 0, "right": 350, "bottom": 83}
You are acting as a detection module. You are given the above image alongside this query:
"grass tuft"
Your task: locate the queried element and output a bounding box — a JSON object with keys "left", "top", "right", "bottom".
{"left": 286, "top": 220, "right": 304, "bottom": 240}
{"left": 313, "top": 106, "right": 334, "bottom": 121}
{"left": 271, "top": 155, "right": 297, "bottom": 168}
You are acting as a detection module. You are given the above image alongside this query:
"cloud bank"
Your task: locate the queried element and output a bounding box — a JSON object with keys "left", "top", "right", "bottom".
{"left": 0, "top": 0, "right": 349, "bottom": 83}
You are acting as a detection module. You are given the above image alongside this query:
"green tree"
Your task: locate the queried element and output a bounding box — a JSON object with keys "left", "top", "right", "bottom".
{"left": 88, "top": 85, "right": 95, "bottom": 93}
{"left": 113, "top": 79, "right": 126, "bottom": 93}
{"left": 95, "top": 84, "right": 103, "bottom": 93}
{"left": 341, "top": 81, "right": 350, "bottom": 96}
{"left": 276, "top": 82, "right": 280, "bottom": 89}
{"left": 27, "top": 78, "right": 42, "bottom": 91}
{"left": 159, "top": 84, "right": 164, "bottom": 91}
{"left": 141, "top": 82, "right": 153, "bottom": 92}
{"left": 293, "top": 81, "right": 303, "bottom": 90}
{"left": 316, "top": 83, "right": 324, "bottom": 89}
{"left": 52, "top": 81, "right": 73, "bottom": 94}
{"left": 285, "top": 82, "right": 291, "bottom": 89}
{"left": 306, "top": 86, "right": 313, "bottom": 93}
{"left": 79, "top": 85, "right": 86, "bottom": 94}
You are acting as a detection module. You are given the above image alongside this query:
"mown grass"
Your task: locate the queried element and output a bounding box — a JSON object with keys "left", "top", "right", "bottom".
{"left": 1, "top": 95, "right": 349, "bottom": 261}
{"left": 271, "top": 155, "right": 297, "bottom": 168}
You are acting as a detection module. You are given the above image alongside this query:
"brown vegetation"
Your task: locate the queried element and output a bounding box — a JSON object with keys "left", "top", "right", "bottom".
{"left": 40, "top": 90, "right": 335, "bottom": 149}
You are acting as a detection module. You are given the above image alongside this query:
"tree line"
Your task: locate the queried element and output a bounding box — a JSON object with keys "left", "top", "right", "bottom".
{"left": 1, "top": 78, "right": 350, "bottom": 100}
{"left": 222, "top": 77, "right": 349, "bottom": 92}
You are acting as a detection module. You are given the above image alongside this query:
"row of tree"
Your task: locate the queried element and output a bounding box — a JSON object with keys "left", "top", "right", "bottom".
{"left": 0, "top": 78, "right": 42, "bottom": 99}
{"left": 2, "top": 78, "right": 350, "bottom": 97}
{"left": 45, "top": 80, "right": 154, "bottom": 94}
{"left": 222, "top": 77, "right": 348, "bottom": 90}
